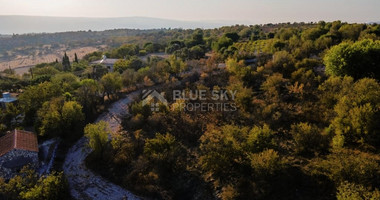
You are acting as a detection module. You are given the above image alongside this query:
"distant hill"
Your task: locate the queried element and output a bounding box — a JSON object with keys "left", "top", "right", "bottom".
{"left": 0, "top": 16, "right": 229, "bottom": 34}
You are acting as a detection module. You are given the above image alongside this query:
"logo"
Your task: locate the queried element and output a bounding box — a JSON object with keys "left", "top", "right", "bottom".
{"left": 142, "top": 90, "right": 168, "bottom": 111}
{"left": 172, "top": 89, "right": 238, "bottom": 112}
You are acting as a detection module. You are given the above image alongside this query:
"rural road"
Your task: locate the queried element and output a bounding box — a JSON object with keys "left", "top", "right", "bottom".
{"left": 63, "top": 90, "right": 141, "bottom": 200}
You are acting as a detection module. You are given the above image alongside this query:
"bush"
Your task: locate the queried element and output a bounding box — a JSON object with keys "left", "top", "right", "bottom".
{"left": 144, "top": 133, "right": 181, "bottom": 162}
{"left": 0, "top": 167, "right": 69, "bottom": 200}
{"left": 308, "top": 149, "right": 380, "bottom": 187}
{"left": 290, "top": 122, "right": 329, "bottom": 155}
{"left": 84, "top": 121, "right": 110, "bottom": 158}
{"left": 246, "top": 124, "right": 275, "bottom": 152}
{"left": 249, "top": 149, "right": 285, "bottom": 177}
{"left": 336, "top": 181, "right": 380, "bottom": 200}
{"left": 199, "top": 125, "right": 250, "bottom": 177}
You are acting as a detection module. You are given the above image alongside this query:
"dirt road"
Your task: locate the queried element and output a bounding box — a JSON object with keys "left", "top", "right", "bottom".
{"left": 63, "top": 91, "right": 141, "bottom": 200}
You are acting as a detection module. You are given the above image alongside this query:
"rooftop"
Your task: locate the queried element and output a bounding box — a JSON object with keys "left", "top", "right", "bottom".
{"left": 0, "top": 130, "right": 38, "bottom": 157}
{"left": 90, "top": 55, "right": 119, "bottom": 65}
{"left": 91, "top": 59, "right": 119, "bottom": 65}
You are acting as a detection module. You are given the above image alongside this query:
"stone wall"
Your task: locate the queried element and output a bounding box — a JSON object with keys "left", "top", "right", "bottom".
{"left": 0, "top": 149, "right": 39, "bottom": 179}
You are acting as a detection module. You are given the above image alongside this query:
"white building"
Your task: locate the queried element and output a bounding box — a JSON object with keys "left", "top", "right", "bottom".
{"left": 90, "top": 55, "right": 119, "bottom": 72}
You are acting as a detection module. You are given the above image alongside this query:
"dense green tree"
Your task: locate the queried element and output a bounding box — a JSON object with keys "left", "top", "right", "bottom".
{"left": 275, "top": 28, "right": 297, "bottom": 40}
{"left": 336, "top": 181, "right": 380, "bottom": 200}
{"left": 71, "top": 60, "right": 88, "bottom": 71}
{"left": 20, "top": 172, "right": 68, "bottom": 200}
{"left": 19, "top": 82, "right": 62, "bottom": 124}
{"left": 239, "top": 27, "right": 253, "bottom": 39}
{"left": 121, "top": 69, "right": 137, "bottom": 88}
{"left": 249, "top": 149, "right": 285, "bottom": 177}
{"left": 0, "top": 103, "right": 22, "bottom": 130}
{"left": 167, "top": 55, "right": 186, "bottom": 75}
{"left": 111, "top": 44, "right": 139, "bottom": 58}
{"left": 338, "top": 24, "right": 365, "bottom": 41}
{"left": 224, "top": 32, "right": 240, "bottom": 42}
{"left": 51, "top": 73, "right": 80, "bottom": 93}
{"left": 301, "top": 27, "right": 327, "bottom": 41}
{"left": 37, "top": 98, "right": 84, "bottom": 139}
{"left": 84, "top": 121, "right": 110, "bottom": 158}
{"left": 0, "top": 167, "right": 69, "bottom": 200}
{"left": 330, "top": 78, "right": 380, "bottom": 148}
{"left": 144, "top": 42, "right": 155, "bottom": 53}
{"left": 212, "top": 36, "right": 233, "bottom": 53}
{"left": 61, "top": 101, "right": 85, "bottom": 136}
{"left": 144, "top": 133, "right": 183, "bottom": 168}
{"left": 76, "top": 79, "right": 101, "bottom": 118}
{"left": 62, "top": 52, "right": 71, "bottom": 71}
{"left": 100, "top": 72, "right": 123, "bottom": 100}
{"left": 271, "top": 51, "right": 295, "bottom": 76}
{"left": 91, "top": 64, "right": 109, "bottom": 79}
{"left": 31, "top": 66, "right": 60, "bottom": 77}
{"left": 74, "top": 53, "right": 79, "bottom": 63}
{"left": 324, "top": 39, "right": 380, "bottom": 80}
{"left": 199, "top": 125, "right": 249, "bottom": 178}
{"left": 113, "top": 57, "right": 143, "bottom": 73}
{"left": 308, "top": 149, "right": 380, "bottom": 187}
{"left": 113, "top": 59, "right": 130, "bottom": 73}
{"left": 166, "top": 40, "right": 185, "bottom": 54}
{"left": 186, "top": 29, "right": 205, "bottom": 47}
{"left": 37, "top": 98, "right": 63, "bottom": 137}
{"left": 290, "top": 122, "right": 328, "bottom": 155}
{"left": 82, "top": 51, "right": 103, "bottom": 62}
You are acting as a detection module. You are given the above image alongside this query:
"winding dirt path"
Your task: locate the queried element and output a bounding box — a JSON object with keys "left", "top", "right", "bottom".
{"left": 63, "top": 91, "right": 141, "bottom": 200}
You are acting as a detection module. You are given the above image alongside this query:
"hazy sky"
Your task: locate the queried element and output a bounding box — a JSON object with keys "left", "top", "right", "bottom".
{"left": 0, "top": 0, "right": 379, "bottom": 23}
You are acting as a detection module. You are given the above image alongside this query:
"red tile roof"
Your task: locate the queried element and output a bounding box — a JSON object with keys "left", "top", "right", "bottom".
{"left": 0, "top": 130, "right": 38, "bottom": 157}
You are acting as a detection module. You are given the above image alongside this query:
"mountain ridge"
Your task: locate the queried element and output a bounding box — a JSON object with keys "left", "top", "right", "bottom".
{"left": 0, "top": 15, "right": 231, "bottom": 34}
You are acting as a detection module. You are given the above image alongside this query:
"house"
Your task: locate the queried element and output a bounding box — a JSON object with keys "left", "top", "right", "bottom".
{"left": 0, "top": 92, "right": 17, "bottom": 109}
{"left": 90, "top": 55, "right": 119, "bottom": 72}
{"left": 0, "top": 130, "right": 39, "bottom": 179}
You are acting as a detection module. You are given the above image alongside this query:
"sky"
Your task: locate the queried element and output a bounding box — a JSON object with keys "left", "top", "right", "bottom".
{"left": 0, "top": 0, "right": 379, "bottom": 24}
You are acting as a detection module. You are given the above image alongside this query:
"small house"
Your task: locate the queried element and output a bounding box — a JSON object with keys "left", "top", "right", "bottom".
{"left": 0, "top": 130, "right": 39, "bottom": 179}
{"left": 90, "top": 55, "right": 118, "bottom": 72}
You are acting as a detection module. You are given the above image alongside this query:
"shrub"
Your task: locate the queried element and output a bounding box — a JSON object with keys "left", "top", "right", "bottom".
{"left": 84, "top": 121, "right": 110, "bottom": 158}
{"left": 308, "top": 149, "right": 380, "bottom": 187}
{"left": 246, "top": 124, "right": 275, "bottom": 152}
{"left": 249, "top": 149, "right": 285, "bottom": 177}
{"left": 336, "top": 181, "right": 380, "bottom": 200}
{"left": 290, "top": 122, "right": 329, "bottom": 155}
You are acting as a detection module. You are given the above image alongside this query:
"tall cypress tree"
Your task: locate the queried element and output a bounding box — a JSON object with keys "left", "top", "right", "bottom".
{"left": 74, "top": 53, "right": 79, "bottom": 63}
{"left": 62, "top": 52, "right": 71, "bottom": 71}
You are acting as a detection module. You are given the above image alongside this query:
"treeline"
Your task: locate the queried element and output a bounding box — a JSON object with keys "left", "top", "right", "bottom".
{"left": 0, "top": 21, "right": 355, "bottom": 59}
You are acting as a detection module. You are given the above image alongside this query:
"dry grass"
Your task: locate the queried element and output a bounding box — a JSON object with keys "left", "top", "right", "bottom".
{"left": 0, "top": 46, "right": 100, "bottom": 71}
